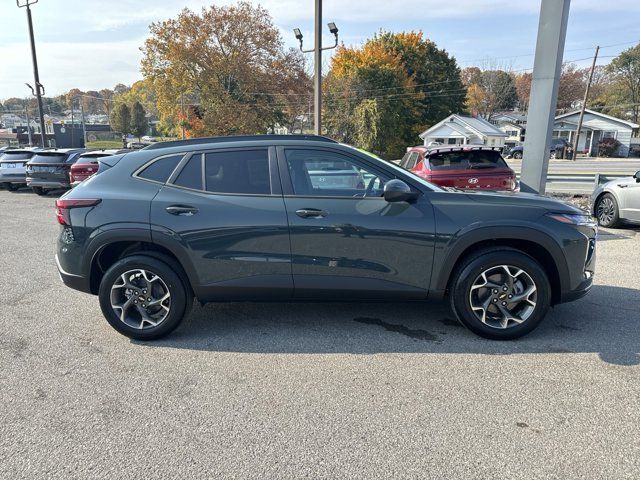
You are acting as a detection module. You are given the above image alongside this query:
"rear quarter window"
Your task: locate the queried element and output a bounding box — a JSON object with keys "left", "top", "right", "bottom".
{"left": 137, "top": 154, "right": 183, "bottom": 183}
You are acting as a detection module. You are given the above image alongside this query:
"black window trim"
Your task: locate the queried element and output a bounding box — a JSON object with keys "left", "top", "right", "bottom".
{"left": 133, "top": 152, "right": 188, "bottom": 185}
{"left": 276, "top": 145, "right": 428, "bottom": 200}
{"left": 166, "top": 146, "right": 279, "bottom": 197}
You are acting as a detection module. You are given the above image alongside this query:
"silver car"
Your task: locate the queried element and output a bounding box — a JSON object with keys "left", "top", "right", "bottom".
{"left": 592, "top": 170, "right": 640, "bottom": 227}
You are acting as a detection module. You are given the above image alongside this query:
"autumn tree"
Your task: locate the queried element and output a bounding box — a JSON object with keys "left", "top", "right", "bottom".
{"left": 141, "top": 2, "right": 308, "bottom": 137}
{"left": 605, "top": 43, "right": 640, "bottom": 123}
{"left": 324, "top": 31, "right": 465, "bottom": 158}
{"left": 513, "top": 72, "right": 532, "bottom": 110}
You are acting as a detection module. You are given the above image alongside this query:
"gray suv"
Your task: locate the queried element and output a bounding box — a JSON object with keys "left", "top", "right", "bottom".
{"left": 55, "top": 135, "right": 597, "bottom": 341}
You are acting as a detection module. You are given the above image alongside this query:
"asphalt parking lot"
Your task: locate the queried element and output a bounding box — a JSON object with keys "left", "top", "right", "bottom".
{"left": 1, "top": 189, "right": 639, "bottom": 479}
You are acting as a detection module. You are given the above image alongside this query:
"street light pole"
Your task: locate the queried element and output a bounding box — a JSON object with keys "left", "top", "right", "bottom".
{"left": 571, "top": 45, "right": 599, "bottom": 160}
{"left": 17, "top": 0, "right": 47, "bottom": 148}
{"left": 313, "top": 0, "right": 322, "bottom": 135}
{"left": 294, "top": 3, "right": 338, "bottom": 136}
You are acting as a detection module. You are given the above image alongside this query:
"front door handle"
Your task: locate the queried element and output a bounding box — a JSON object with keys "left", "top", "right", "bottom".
{"left": 166, "top": 205, "right": 198, "bottom": 216}
{"left": 295, "top": 208, "right": 328, "bottom": 219}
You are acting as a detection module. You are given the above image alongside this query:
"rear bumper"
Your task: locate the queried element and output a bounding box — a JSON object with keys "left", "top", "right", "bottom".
{"left": 55, "top": 254, "right": 91, "bottom": 294}
{"left": 27, "top": 178, "right": 71, "bottom": 189}
{"left": 0, "top": 172, "right": 27, "bottom": 184}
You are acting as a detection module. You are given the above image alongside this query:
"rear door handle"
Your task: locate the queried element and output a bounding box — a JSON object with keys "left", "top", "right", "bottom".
{"left": 166, "top": 205, "right": 198, "bottom": 216}
{"left": 295, "top": 208, "right": 328, "bottom": 219}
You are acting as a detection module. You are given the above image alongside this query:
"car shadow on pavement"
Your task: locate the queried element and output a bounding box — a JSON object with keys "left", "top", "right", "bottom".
{"left": 135, "top": 284, "right": 640, "bottom": 366}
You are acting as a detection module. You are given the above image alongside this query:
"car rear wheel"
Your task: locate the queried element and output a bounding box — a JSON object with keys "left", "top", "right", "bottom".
{"left": 512, "top": 151, "right": 523, "bottom": 159}
{"left": 450, "top": 249, "right": 551, "bottom": 340}
{"left": 32, "top": 187, "right": 46, "bottom": 196}
{"left": 595, "top": 193, "right": 620, "bottom": 228}
{"left": 98, "top": 255, "right": 190, "bottom": 340}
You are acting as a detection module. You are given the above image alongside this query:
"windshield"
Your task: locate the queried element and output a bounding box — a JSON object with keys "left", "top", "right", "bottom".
{"left": 342, "top": 143, "right": 444, "bottom": 192}
{"left": 428, "top": 150, "right": 508, "bottom": 170}
{"left": 0, "top": 152, "right": 34, "bottom": 162}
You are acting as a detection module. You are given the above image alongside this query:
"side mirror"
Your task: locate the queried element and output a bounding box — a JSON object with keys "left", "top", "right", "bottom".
{"left": 383, "top": 179, "right": 419, "bottom": 203}
{"left": 634, "top": 171, "right": 640, "bottom": 183}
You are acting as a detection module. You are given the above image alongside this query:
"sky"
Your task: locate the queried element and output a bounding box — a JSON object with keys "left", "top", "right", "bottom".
{"left": 1, "top": 0, "right": 639, "bottom": 100}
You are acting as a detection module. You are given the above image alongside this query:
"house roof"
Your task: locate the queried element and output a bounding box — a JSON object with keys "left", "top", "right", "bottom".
{"left": 419, "top": 114, "right": 507, "bottom": 140}
{"left": 555, "top": 109, "right": 639, "bottom": 129}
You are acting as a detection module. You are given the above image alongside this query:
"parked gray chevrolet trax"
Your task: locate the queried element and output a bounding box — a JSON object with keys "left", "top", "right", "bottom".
{"left": 55, "top": 135, "right": 596, "bottom": 340}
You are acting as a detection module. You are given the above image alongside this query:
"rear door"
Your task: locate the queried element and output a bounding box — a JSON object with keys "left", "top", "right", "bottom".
{"left": 149, "top": 147, "right": 292, "bottom": 301}
{"left": 277, "top": 146, "right": 436, "bottom": 299}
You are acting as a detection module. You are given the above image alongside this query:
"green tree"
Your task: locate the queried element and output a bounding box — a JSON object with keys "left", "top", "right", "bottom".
{"left": 130, "top": 101, "right": 148, "bottom": 141}
{"left": 605, "top": 43, "right": 640, "bottom": 123}
{"left": 110, "top": 103, "right": 131, "bottom": 146}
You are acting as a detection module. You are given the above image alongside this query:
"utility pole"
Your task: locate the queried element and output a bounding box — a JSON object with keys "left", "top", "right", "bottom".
{"left": 519, "top": 0, "right": 571, "bottom": 194}
{"left": 294, "top": 3, "right": 339, "bottom": 136}
{"left": 17, "top": 0, "right": 46, "bottom": 148}
{"left": 180, "top": 93, "right": 185, "bottom": 140}
{"left": 571, "top": 45, "right": 599, "bottom": 160}
{"left": 80, "top": 98, "right": 87, "bottom": 147}
{"left": 24, "top": 103, "right": 33, "bottom": 146}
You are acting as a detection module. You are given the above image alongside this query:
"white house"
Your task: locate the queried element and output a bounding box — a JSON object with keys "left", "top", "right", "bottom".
{"left": 553, "top": 109, "right": 639, "bottom": 157}
{"left": 419, "top": 114, "right": 507, "bottom": 148}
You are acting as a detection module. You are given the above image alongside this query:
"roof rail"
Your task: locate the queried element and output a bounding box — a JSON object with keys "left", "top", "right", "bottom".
{"left": 142, "top": 134, "right": 337, "bottom": 151}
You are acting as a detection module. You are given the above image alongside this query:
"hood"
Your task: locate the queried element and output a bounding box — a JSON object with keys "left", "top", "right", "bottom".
{"left": 464, "top": 189, "right": 585, "bottom": 213}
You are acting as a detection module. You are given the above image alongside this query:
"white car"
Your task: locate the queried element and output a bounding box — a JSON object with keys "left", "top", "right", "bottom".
{"left": 592, "top": 170, "right": 640, "bottom": 227}
{"left": 0, "top": 148, "right": 40, "bottom": 191}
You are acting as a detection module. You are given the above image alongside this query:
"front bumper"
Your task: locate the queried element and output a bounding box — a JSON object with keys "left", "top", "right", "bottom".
{"left": 55, "top": 254, "right": 91, "bottom": 294}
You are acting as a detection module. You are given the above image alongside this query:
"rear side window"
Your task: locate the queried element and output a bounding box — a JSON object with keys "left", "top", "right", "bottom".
{"left": 138, "top": 154, "right": 183, "bottom": 183}
{"left": 204, "top": 149, "right": 270, "bottom": 195}
{"left": 428, "top": 150, "right": 507, "bottom": 170}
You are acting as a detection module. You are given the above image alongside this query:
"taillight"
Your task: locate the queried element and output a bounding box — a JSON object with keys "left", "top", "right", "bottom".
{"left": 55, "top": 199, "right": 101, "bottom": 226}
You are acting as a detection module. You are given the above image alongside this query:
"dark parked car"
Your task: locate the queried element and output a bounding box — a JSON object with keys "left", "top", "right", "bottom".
{"left": 70, "top": 149, "right": 128, "bottom": 187}
{"left": 26, "top": 148, "right": 85, "bottom": 195}
{"left": 508, "top": 138, "right": 570, "bottom": 159}
{"left": 400, "top": 146, "right": 517, "bottom": 191}
{"left": 56, "top": 135, "right": 596, "bottom": 341}
{"left": 0, "top": 147, "right": 40, "bottom": 190}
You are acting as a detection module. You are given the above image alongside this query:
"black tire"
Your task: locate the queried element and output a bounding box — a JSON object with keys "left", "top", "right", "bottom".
{"left": 512, "top": 151, "right": 523, "bottom": 159}
{"left": 98, "top": 255, "right": 190, "bottom": 340}
{"left": 595, "top": 193, "right": 620, "bottom": 228}
{"left": 7, "top": 183, "right": 19, "bottom": 191}
{"left": 449, "top": 249, "right": 551, "bottom": 340}
{"left": 32, "top": 186, "right": 46, "bottom": 196}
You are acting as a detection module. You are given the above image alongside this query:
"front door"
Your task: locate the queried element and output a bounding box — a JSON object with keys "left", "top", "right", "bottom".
{"left": 277, "top": 147, "right": 436, "bottom": 299}
{"left": 150, "top": 147, "right": 292, "bottom": 301}
{"left": 619, "top": 178, "right": 640, "bottom": 221}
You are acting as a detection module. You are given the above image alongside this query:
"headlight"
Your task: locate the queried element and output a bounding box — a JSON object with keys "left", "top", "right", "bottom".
{"left": 546, "top": 213, "right": 597, "bottom": 226}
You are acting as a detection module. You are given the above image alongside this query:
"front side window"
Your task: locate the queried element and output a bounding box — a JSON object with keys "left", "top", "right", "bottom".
{"left": 205, "top": 149, "right": 270, "bottom": 195}
{"left": 285, "top": 149, "right": 391, "bottom": 197}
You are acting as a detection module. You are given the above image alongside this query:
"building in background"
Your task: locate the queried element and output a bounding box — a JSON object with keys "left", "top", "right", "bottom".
{"left": 419, "top": 114, "right": 507, "bottom": 148}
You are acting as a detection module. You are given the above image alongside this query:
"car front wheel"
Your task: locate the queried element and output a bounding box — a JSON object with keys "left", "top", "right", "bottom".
{"left": 450, "top": 250, "right": 551, "bottom": 340}
{"left": 98, "top": 255, "right": 190, "bottom": 340}
{"left": 595, "top": 193, "right": 620, "bottom": 228}
{"left": 512, "top": 151, "right": 523, "bottom": 159}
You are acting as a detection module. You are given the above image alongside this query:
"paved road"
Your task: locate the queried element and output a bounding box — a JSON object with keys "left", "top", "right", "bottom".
{"left": 1, "top": 190, "right": 639, "bottom": 479}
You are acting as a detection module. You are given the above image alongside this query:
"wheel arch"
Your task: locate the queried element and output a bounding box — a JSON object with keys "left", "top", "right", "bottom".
{"left": 435, "top": 227, "right": 569, "bottom": 305}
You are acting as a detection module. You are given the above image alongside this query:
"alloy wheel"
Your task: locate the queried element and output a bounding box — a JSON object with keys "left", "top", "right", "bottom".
{"left": 469, "top": 265, "right": 537, "bottom": 329}
{"left": 110, "top": 269, "right": 171, "bottom": 329}
{"left": 597, "top": 197, "right": 615, "bottom": 225}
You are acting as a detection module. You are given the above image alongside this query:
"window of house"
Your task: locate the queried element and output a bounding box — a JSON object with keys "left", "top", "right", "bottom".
{"left": 602, "top": 131, "right": 616, "bottom": 139}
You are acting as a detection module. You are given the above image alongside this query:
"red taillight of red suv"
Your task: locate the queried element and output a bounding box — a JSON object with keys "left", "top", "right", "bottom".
{"left": 55, "top": 199, "right": 101, "bottom": 226}
{"left": 69, "top": 162, "right": 98, "bottom": 184}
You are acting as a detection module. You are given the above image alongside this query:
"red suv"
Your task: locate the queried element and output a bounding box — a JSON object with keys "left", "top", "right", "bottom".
{"left": 400, "top": 145, "right": 517, "bottom": 191}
